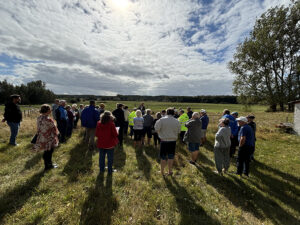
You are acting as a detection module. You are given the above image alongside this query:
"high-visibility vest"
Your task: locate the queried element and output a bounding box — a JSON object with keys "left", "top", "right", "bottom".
{"left": 128, "top": 111, "right": 136, "bottom": 126}
{"left": 178, "top": 113, "right": 189, "bottom": 131}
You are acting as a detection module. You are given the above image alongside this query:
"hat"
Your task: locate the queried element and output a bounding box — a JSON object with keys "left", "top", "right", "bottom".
{"left": 200, "top": 109, "right": 206, "bottom": 113}
{"left": 231, "top": 111, "right": 238, "bottom": 116}
{"left": 247, "top": 114, "right": 255, "bottom": 119}
{"left": 236, "top": 116, "right": 248, "bottom": 123}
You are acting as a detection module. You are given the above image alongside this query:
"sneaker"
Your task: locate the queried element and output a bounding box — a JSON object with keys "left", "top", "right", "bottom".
{"left": 189, "top": 160, "right": 196, "bottom": 165}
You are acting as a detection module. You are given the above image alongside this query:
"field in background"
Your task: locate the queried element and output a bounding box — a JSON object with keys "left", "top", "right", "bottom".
{"left": 0, "top": 102, "right": 299, "bottom": 225}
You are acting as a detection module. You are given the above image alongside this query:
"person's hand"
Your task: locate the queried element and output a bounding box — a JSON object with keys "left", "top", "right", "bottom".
{"left": 2, "top": 119, "right": 6, "bottom": 123}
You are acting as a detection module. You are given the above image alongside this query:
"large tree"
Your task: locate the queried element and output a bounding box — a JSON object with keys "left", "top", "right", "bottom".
{"left": 229, "top": 0, "right": 300, "bottom": 111}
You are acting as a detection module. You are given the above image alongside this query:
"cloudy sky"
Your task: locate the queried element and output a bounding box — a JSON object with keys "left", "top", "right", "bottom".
{"left": 0, "top": 0, "right": 290, "bottom": 95}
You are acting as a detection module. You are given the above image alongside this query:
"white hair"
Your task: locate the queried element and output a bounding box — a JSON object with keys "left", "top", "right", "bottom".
{"left": 136, "top": 110, "right": 142, "bottom": 117}
{"left": 72, "top": 104, "right": 77, "bottom": 108}
{"left": 192, "top": 112, "right": 200, "bottom": 118}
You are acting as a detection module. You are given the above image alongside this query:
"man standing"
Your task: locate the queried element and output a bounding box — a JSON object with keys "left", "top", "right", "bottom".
{"left": 81, "top": 100, "right": 100, "bottom": 150}
{"left": 155, "top": 108, "right": 181, "bottom": 176}
{"left": 178, "top": 110, "right": 189, "bottom": 143}
{"left": 128, "top": 108, "right": 137, "bottom": 139}
{"left": 236, "top": 116, "right": 254, "bottom": 177}
{"left": 2, "top": 94, "right": 22, "bottom": 146}
{"left": 138, "top": 102, "right": 146, "bottom": 115}
{"left": 200, "top": 109, "right": 209, "bottom": 145}
{"left": 187, "top": 107, "right": 193, "bottom": 119}
{"left": 55, "top": 100, "right": 68, "bottom": 143}
{"left": 112, "top": 103, "right": 125, "bottom": 148}
{"left": 247, "top": 114, "right": 257, "bottom": 161}
{"left": 222, "top": 109, "right": 238, "bottom": 157}
{"left": 123, "top": 105, "right": 130, "bottom": 136}
{"left": 52, "top": 99, "right": 60, "bottom": 120}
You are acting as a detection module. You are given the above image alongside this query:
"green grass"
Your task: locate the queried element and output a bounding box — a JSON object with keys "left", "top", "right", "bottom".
{"left": 0, "top": 102, "right": 299, "bottom": 225}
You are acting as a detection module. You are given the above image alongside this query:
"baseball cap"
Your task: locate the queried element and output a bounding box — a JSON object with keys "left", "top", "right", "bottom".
{"left": 236, "top": 116, "right": 248, "bottom": 123}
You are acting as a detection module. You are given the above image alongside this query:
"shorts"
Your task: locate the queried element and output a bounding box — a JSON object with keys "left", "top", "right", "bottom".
{"left": 188, "top": 142, "right": 200, "bottom": 152}
{"left": 134, "top": 129, "right": 143, "bottom": 141}
{"left": 160, "top": 141, "right": 176, "bottom": 160}
{"left": 201, "top": 129, "right": 207, "bottom": 138}
{"left": 143, "top": 126, "right": 152, "bottom": 138}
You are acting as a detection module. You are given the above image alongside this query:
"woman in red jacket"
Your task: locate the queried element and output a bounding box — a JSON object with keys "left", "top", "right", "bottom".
{"left": 95, "top": 111, "right": 119, "bottom": 173}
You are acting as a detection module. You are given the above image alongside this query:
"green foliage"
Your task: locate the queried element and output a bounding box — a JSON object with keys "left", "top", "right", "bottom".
{"left": 0, "top": 80, "right": 56, "bottom": 104}
{"left": 229, "top": 1, "right": 300, "bottom": 111}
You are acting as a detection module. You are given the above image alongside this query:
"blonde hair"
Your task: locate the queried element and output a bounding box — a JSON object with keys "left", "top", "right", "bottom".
{"left": 136, "top": 110, "right": 142, "bottom": 117}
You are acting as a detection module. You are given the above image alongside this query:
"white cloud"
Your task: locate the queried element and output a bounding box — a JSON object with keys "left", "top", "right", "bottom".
{"left": 0, "top": 0, "right": 291, "bottom": 95}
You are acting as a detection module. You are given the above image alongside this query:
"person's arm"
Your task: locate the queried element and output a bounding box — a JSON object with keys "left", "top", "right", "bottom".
{"left": 111, "top": 122, "right": 118, "bottom": 138}
{"left": 154, "top": 119, "right": 161, "bottom": 132}
{"left": 215, "top": 127, "right": 223, "bottom": 141}
{"left": 239, "top": 136, "right": 246, "bottom": 147}
{"left": 185, "top": 119, "right": 192, "bottom": 128}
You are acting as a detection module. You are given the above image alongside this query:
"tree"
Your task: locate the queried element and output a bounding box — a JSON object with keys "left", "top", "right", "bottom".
{"left": 229, "top": 1, "right": 300, "bottom": 111}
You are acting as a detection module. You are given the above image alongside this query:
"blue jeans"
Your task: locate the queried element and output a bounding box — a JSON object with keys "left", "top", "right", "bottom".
{"left": 99, "top": 148, "right": 114, "bottom": 173}
{"left": 7, "top": 122, "right": 20, "bottom": 145}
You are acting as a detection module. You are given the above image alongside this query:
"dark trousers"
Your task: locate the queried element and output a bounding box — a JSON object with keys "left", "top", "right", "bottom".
{"left": 230, "top": 135, "right": 238, "bottom": 157}
{"left": 123, "top": 121, "right": 129, "bottom": 135}
{"left": 66, "top": 120, "right": 73, "bottom": 137}
{"left": 118, "top": 126, "right": 124, "bottom": 146}
{"left": 180, "top": 131, "right": 186, "bottom": 143}
{"left": 153, "top": 133, "right": 161, "bottom": 146}
{"left": 57, "top": 120, "right": 67, "bottom": 142}
{"left": 43, "top": 148, "right": 54, "bottom": 168}
{"left": 236, "top": 145, "right": 251, "bottom": 175}
{"left": 99, "top": 148, "right": 114, "bottom": 173}
{"left": 7, "top": 122, "right": 20, "bottom": 145}
{"left": 129, "top": 126, "right": 134, "bottom": 137}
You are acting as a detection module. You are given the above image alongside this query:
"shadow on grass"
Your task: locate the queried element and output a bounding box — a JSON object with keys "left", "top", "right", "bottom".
{"left": 197, "top": 151, "right": 215, "bottom": 167}
{"left": 0, "top": 170, "right": 45, "bottom": 223}
{"left": 114, "top": 146, "right": 126, "bottom": 170}
{"left": 22, "top": 153, "right": 43, "bottom": 171}
{"left": 144, "top": 145, "right": 160, "bottom": 163}
{"left": 62, "top": 140, "right": 93, "bottom": 182}
{"left": 196, "top": 164, "right": 300, "bottom": 225}
{"left": 134, "top": 146, "right": 152, "bottom": 180}
{"left": 0, "top": 144, "right": 14, "bottom": 152}
{"left": 164, "top": 177, "right": 220, "bottom": 225}
{"left": 80, "top": 173, "right": 118, "bottom": 225}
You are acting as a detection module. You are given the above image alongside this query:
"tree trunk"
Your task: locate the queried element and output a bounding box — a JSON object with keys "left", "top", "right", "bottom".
{"left": 270, "top": 104, "right": 277, "bottom": 112}
{"left": 280, "top": 102, "right": 284, "bottom": 111}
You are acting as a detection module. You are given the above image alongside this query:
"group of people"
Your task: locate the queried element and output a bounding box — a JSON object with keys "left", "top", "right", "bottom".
{"left": 2, "top": 95, "right": 256, "bottom": 177}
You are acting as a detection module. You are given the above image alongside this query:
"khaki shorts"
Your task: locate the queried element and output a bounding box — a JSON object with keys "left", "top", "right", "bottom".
{"left": 201, "top": 129, "right": 207, "bottom": 138}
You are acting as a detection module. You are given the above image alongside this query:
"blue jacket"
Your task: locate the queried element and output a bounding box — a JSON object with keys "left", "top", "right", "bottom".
{"left": 222, "top": 114, "right": 238, "bottom": 136}
{"left": 81, "top": 106, "right": 100, "bottom": 128}
{"left": 55, "top": 106, "right": 68, "bottom": 121}
{"left": 200, "top": 115, "right": 209, "bottom": 129}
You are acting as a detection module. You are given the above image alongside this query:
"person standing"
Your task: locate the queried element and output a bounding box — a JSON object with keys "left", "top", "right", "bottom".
{"left": 214, "top": 118, "right": 231, "bottom": 175}
{"left": 78, "top": 104, "right": 84, "bottom": 119}
{"left": 133, "top": 110, "right": 144, "bottom": 148}
{"left": 128, "top": 108, "right": 137, "bottom": 139}
{"left": 187, "top": 107, "right": 193, "bottom": 119}
{"left": 81, "top": 100, "right": 100, "bottom": 150}
{"left": 66, "top": 105, "right": 74, "bottom": 138}
{"left": 138, "top": 102, "right": 146, "bottom": 115}
{"left": 123, "top": 106, "right": 130, "bottom": 136}
{"left": 222, "top": 109, "right": 238, "bottom": 157}
{"left": 143, "top": 109, "right": 154, "bottom": 146}
{"left": 200, "top": 109, "right": 209, "bottom": 145}
{"left": 236, "top": 116, "right": 255, "bottom": 177}
{"left": 2, "top": 94, "right": 22, "bottom": 146}
{"left": 99, "top": 103, "right": 105, "bottom": 116}
{"left": 178, "top": 110, "right": 189, "bottom": 143}
{"left": 112, "top": 103, "right": 125, "bottom": 148}
{"left": 95, "top": 111, "right": 119, "bottom": 174}
{"left": 183, "top": 112, "right": 202, "bottom": 165}
{"left": 52, "top": 99, "right": 60, "bottom": 120}
{"left": 247, "top": 114, "right": 257, "bottom": 161}
{"left": 152, "top": 112, "right": 162, "bottom": 148}
{"left": 55, "top": 100, "right": 68, "bottom": 143}
{"left": 155, "top": 108, "right": 181, "bottom": 176}
{"left": 72, "top": 104, "right": 80, "bottom": 128}
{"left": 33, "top": 104, "right": 59, "bottom": 170}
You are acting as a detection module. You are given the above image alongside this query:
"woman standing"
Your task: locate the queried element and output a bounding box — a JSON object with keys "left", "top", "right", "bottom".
{"left": 214, "top": 118, "right": 231, "bottom": 175}
{"left": 133, "top": 110, "right": 144, "bottom": 148}
{"left": 95, "top": 111, "right": 119, "bottom": 173}
{"left": 152, "top": 112, "right": 162, "bottom": 148}
{"left": 34, "top": 104, "right": 59, "bottom": 170}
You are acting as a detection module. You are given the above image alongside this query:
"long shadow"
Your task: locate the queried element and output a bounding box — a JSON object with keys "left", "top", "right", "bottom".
{"left": 80, "top": 173, "right": 118, "bottom": 225}
{"left": 22, "top": 153, "right": 43, "bottom": 171}
{"left": 164, "top": 177, "right": 220, "bottom": 225}
{"left": 197, "top": 151, "right": 215, "bottom": 167}
{"left": 62, "top": 140, "right": 93, "bottom": 182}
{"left": 0, "top": 144, "right": 14, "bottom": 152}
{"left": 134, "top": 147, "right": 152, "bottom": 180}
{"left": 0, "top": 170, "right": 45, "bottom": 222}
{"left": 114, "top": 146, "right": 126, "bottom": 170}
{"left": 203, "top": 140, "right": 214, "bottom": 152}
{"left": 144, "top": 145, "right": 160, "bottom": 163}
{"left": 196, "top": 165, "right": 300, "bottom": 225}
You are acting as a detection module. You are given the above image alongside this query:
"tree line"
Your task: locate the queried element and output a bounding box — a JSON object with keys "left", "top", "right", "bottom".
{"left": 229, "top": 0, "right": 300, "bottom": 111}
{"left": 0, "top": 80, "right": 56, "bottom": 104}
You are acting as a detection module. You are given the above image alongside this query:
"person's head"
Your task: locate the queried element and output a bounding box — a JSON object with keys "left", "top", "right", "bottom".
{"left": 66, "top": 105, "right": 71, "bottom": 111}
{"left": 55, "top": 99, "right": 60, "bottom": 105}
{"left": 40, "top": 104, "right": 51, "bottom": 115}
{"left": 10, "top": 94, "right": 21, "bottom": 104}
{"left": 179, "top": 109, "right": 184, "bottom": 115}
{"left": 146, "top": 109, "right": 151, "bottom": 115}
{"left": 247, "top": 114, "right": 255, "bottom": 122}
{"left": 100, "top": 111, "right": 114, "bottom": 124}
{"left": 124, "top": 105, "right": 128, "bottom": 110}
{"left": 59, "top": 100, "right": 66, "bottom": 107}
{"left": 100, "top": 103, "right": 105, "bottom": 109}
{"left": 79, "top": 104, "right": 84, "bottom": 109}
{"left": 219, "top": 118, "right": 230, "bottom": 127}
{"left": 116, "top": 103, "right": 123, "bottom": 109}
{"left": 187, "top": 107, "right": 191, "bottom": 112}
{"left": 231, "top": 112, "right": 238, "bottom": 118}
{"left": 192, "top": 112, "right": 200, "bottom": 119}
{"left": 236, "top": 116, "right": 248, "bottom": 126}
{"left": 156, "top": 112, "right": 162, "bottom": 120}
{"left": 200, "top": 109, "right": 206, "bottom": 116}
{"left": 90, "top": 100, "right": 95, "bottom": 106}
{"left": 223, "top": 109, "right": 230, "bottom": 115}
{"left": 161, "top": 109, "right": 166, "bottom": 115}
{"left": 133, "top": 107, "right": 137, "bottom": 111}
{"left": 167, "top": 108, "right": 175, "bottom": 116}
{"left": 141, "top": 102, "right": 144, "bottom": 106}
{"left": 136, "top": 110, "right": 142, "bottom": 117}
{"left": 95, "top": 105, "right": 99, "bottom": 109}
{"left": 72, "top": 104, "right": 77, "bottom": 109}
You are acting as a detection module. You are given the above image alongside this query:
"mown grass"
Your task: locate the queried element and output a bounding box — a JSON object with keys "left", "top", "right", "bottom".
{"left": 0, "top": 102, "right": 299, "bottom": 225}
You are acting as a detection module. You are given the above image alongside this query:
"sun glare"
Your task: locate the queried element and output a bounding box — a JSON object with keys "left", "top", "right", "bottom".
{"left": 111, "top": 0, "right": 129, "bottom": 9}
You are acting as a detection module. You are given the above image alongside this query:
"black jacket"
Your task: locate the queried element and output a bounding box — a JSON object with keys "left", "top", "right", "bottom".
{"left": 4, "top": 102, "right": 22, "bottom": 123}
{"left": 112, "top": 108, "right": 125, "bottom": 127}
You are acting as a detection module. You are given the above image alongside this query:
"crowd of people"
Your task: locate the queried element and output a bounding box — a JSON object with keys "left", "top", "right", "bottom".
{"left": 2, "top": 95, "right": 256, "bottom": 177}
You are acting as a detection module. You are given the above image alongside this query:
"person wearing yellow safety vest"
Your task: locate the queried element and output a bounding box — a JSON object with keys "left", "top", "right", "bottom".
{"left": 178, "top": 109, "right": 189, "bottom": 143}
{"left": 128, "top": 108, "right": 137, "bottom": 139}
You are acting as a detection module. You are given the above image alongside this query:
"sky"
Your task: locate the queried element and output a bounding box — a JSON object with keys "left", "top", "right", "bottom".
{"left": 0, "top": 0, "right": 291, "bottom": 96}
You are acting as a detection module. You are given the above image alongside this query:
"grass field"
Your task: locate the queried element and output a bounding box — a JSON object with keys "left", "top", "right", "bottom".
{"left": 0, "top": 102, "right": 299, "bottom": 225}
